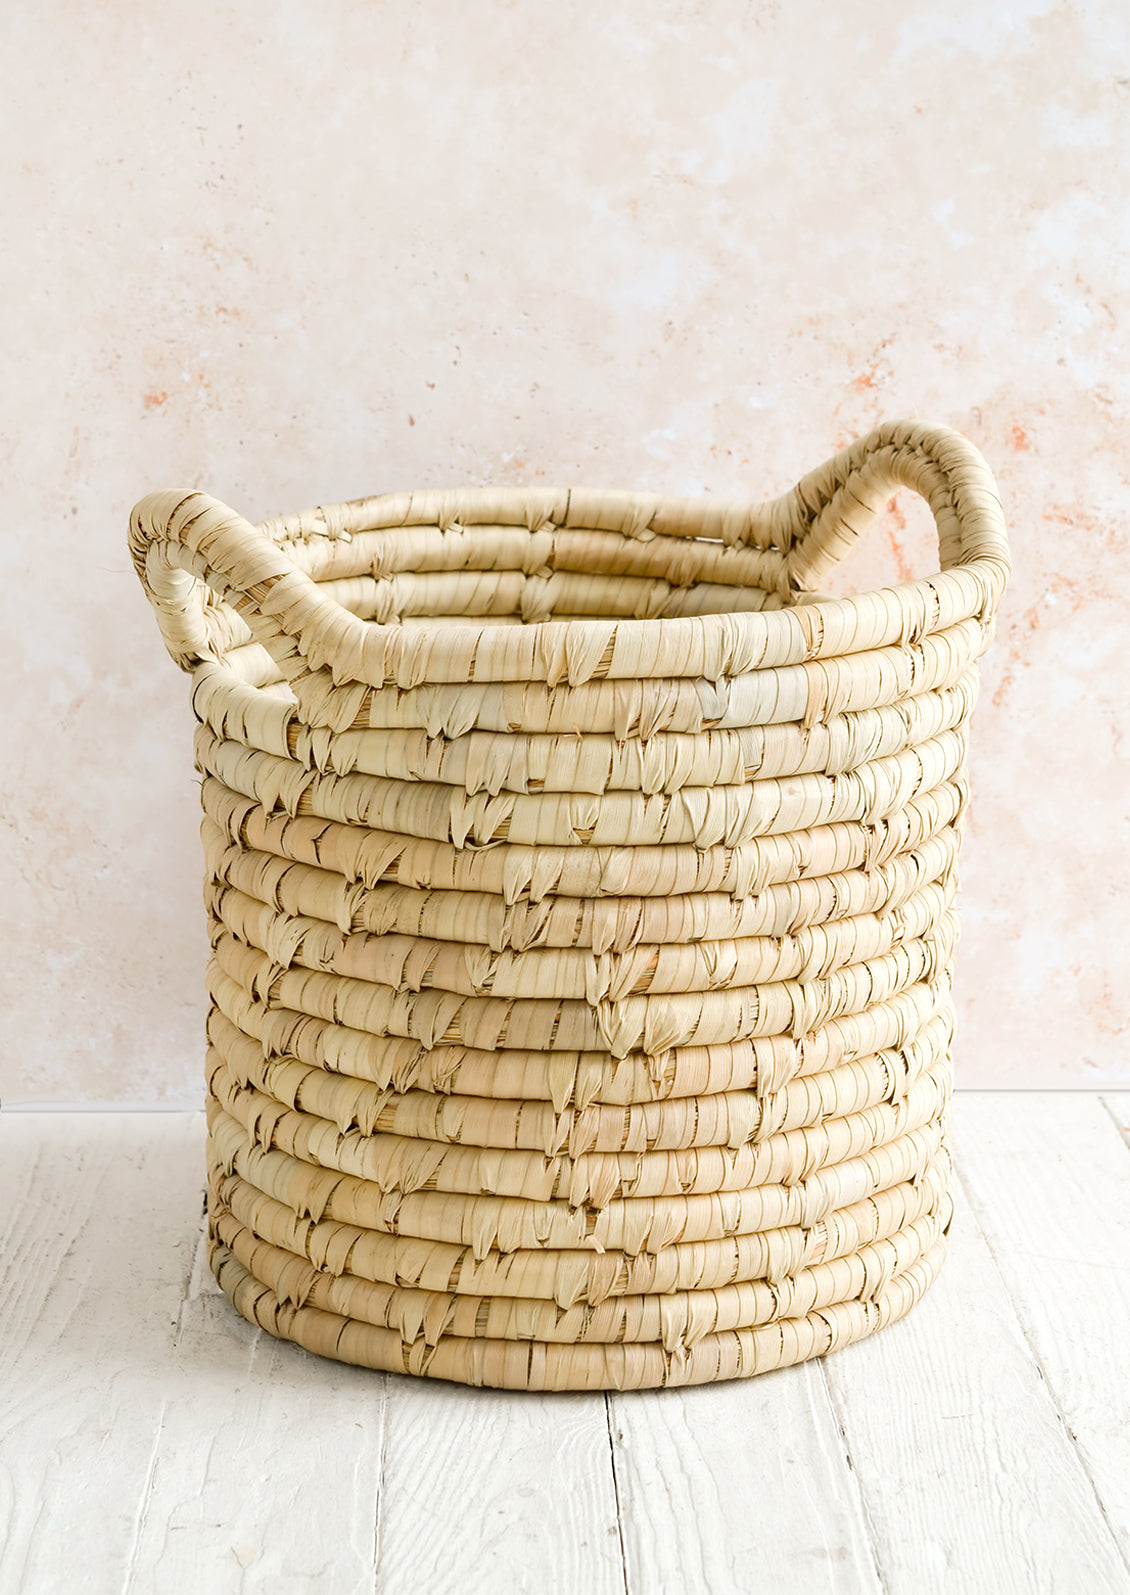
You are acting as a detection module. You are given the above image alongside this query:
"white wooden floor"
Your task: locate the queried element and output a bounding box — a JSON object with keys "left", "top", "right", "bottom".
{"left": 1, "top": 1094, "right": 1128, "bottom": 1595}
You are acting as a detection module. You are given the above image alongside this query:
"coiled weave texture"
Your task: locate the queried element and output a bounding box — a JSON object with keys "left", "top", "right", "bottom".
{"left": 131, "top": 420, "right": 1009, "bottom": 1390}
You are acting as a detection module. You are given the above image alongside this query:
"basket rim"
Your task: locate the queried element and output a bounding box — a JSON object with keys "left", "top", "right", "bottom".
{"left": 130, "top": 420, "right": 1010, "bottom": 686}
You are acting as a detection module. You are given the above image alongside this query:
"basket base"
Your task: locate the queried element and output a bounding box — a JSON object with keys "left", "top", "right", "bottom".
{"left": 208, "top": 1232, "right": 947, "bottom": 1392}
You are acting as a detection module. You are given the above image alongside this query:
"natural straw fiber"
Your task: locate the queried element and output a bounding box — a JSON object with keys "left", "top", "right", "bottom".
{"left": 131, "top": 420, "right": 1008, "bottom": 1390}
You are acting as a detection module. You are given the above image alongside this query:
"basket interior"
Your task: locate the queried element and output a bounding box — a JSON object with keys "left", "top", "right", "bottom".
{"left": 284, "top": 508, "right": 792, "bottom": 628}
{"left": 221, "top": 499, "right": 800, "bottom": 694}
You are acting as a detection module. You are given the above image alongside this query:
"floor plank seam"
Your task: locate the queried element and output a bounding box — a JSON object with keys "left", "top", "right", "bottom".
{"left": 117, "top": 1399, "right": 168, "bottom": 1595}
{"left": 814, "top": 1359, "right": 889, "bottom": 1595}
{"left": 116, "top": 1169, "right": 206, "bottom": 1591}
{"left": 603, "top": 1395, "right": 631, "bottom": 1595}
{"left": 173, "top": 1210, "right": 212, "bottom": 1346}
{"left": 370, "top": 1374, "right": 391, "bottom": 1595}
{"left": 951, "top": 1161, "right": 1130, "bottom": 1584}
{"left": 1099, "top": 1095, "right": 1130, "bottom": 1153}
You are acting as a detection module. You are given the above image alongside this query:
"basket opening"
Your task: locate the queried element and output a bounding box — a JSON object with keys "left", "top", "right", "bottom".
{"left": 815, "top": 490, "right": 938, "bottom": 599}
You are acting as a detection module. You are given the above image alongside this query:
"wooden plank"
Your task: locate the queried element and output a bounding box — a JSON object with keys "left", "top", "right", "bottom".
{"left": 0, "top": 1112, "right": 388, "bottom": 1594}
{"left": 820, "top": 1118, "right": 1130, "bottom": 1595}
{"left": 123, "top": 1234, "right": 387, "bottom": 1594}
{"left": 609, "top": 1365, "right": 882, "bottom": 1595}
{"left": 0, "top": 1113, "right": 203, "bottom": 1594}
{"left": 954, "top": 1091, "right": 1130, "bottom": 1570}
{"left": 375, "top": 1381, "right": 626, "bottom": 1595}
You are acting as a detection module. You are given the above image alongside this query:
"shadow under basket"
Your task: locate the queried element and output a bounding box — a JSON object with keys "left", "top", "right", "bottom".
{"left": 131, "top": 420, "right": 1009, "bottom": 1391}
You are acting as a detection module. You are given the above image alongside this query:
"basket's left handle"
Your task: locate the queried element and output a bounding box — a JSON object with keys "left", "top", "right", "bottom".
{"left": 129, "top": 492, "right": 237, "bottom": 669}
{"left": 129, "top": 490, "right": 358, "bottom": 674}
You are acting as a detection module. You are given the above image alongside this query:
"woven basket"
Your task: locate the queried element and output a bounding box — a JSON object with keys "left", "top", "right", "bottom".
{"left": 131, "top": 420, "right": 1008, "bottom": 1391}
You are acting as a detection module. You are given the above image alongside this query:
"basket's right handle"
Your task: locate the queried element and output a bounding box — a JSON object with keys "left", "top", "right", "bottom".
{"left": 779, "top": 421, "right": 1009, "bottom": 599}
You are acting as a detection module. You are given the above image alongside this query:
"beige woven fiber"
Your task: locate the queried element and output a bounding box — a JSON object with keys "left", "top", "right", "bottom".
{"left": 131, "top": 420, "right": 1009, "bottom": 1390}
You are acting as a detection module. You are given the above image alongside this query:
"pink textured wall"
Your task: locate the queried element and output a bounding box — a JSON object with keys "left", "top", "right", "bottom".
{"left": 3, "top": 0, "right": 1127, "bottom": 1102}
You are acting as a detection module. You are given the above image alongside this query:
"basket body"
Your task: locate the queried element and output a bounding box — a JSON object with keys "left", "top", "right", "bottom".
{"left": 131, "top": 422, "right": 1008, "bottom": 1390}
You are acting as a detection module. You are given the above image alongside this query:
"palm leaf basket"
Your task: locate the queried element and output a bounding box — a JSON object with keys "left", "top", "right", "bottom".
{"left": 131, "top": 420, "right": 1009, "bottom": 1390}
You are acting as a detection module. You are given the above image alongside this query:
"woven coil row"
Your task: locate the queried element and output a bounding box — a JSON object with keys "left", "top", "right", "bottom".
{"left": 131, "top": 420, "right": 1008, "bottom": 1389}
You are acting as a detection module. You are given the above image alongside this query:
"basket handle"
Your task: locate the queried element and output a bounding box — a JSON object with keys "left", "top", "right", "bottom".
{"left": 129, "top": 489, "right": 364, "bottom": 674}
{"left": 779, "top": 421, "right": 1009, "bottom": 598}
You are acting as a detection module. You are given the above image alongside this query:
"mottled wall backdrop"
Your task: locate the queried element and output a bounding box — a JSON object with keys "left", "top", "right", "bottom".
{"left": 3, "top": 0, "right": 1127, "bottom": 1102}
